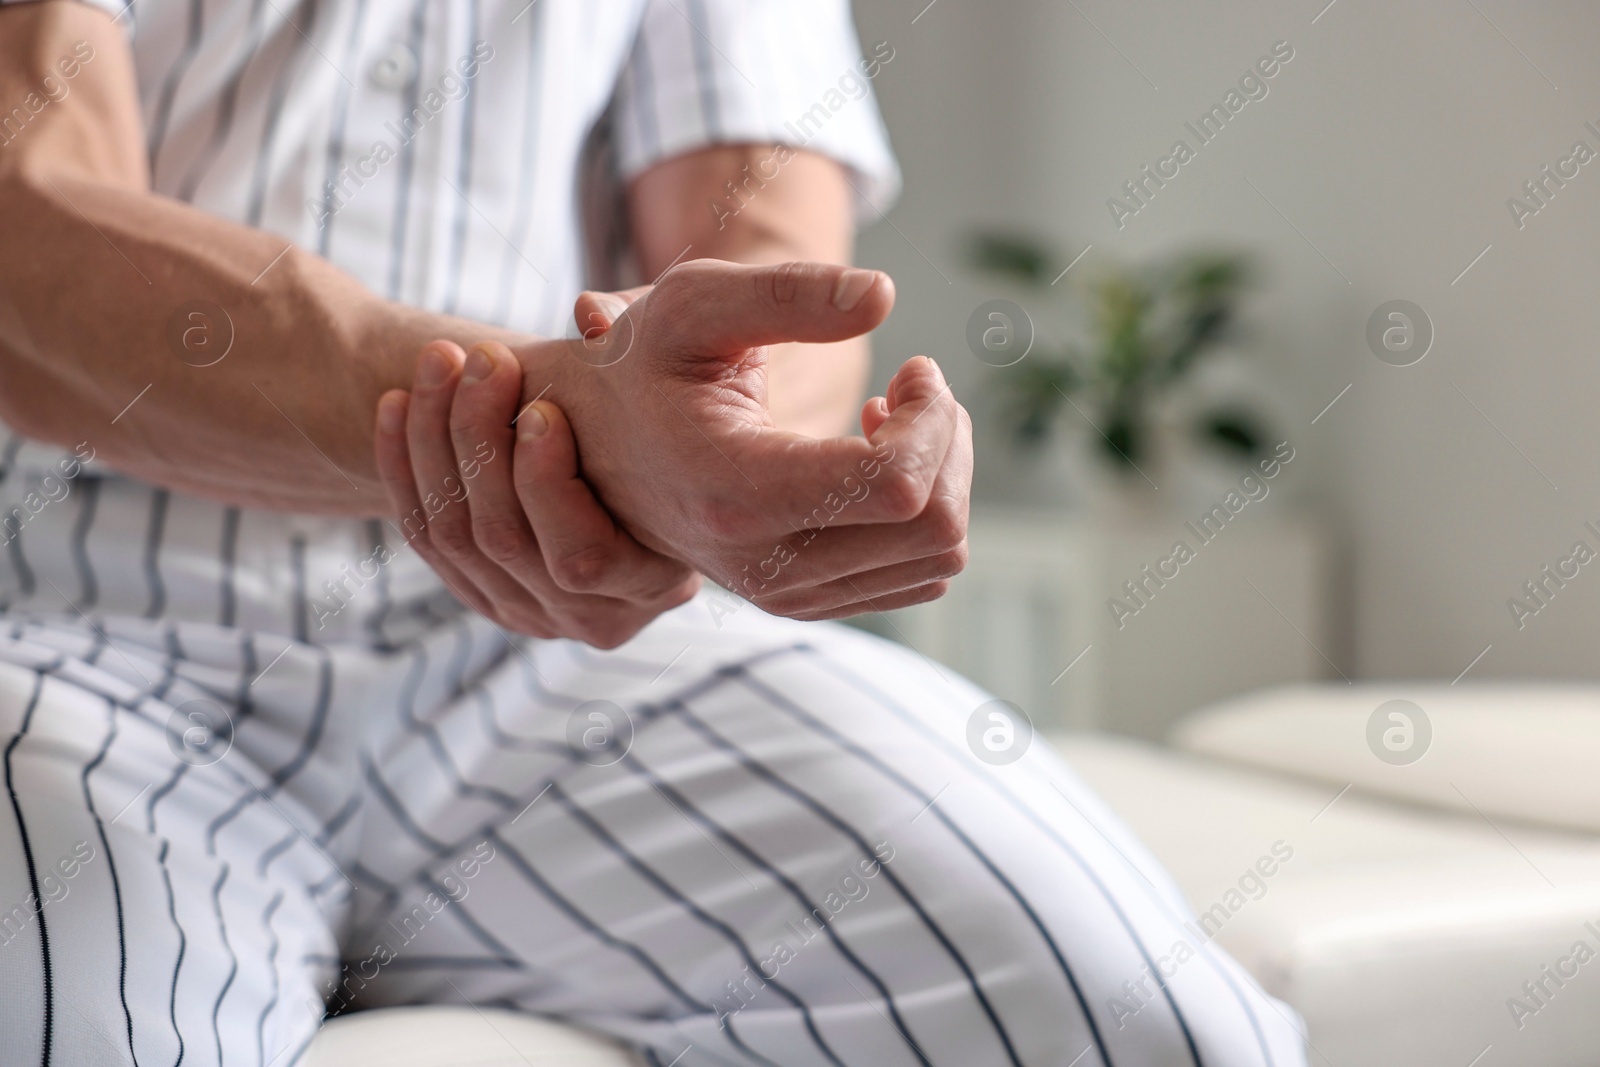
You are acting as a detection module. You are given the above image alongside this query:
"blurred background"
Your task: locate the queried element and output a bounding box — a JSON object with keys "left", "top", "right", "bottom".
{"left": 834, "top": 2, "right": 1600, "bottom": 1062}
{"left": 840, "top": 0, "right": 1600, "bottom": 733}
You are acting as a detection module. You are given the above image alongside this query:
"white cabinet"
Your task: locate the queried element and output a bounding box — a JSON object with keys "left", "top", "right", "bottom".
{"left": 863, "top": 507, "right": 1330, "bottom": 739}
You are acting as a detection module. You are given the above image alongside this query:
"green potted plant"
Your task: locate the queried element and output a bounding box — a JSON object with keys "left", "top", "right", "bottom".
{"left": 969, "top": 233, "right": 1268, "bottom": 495}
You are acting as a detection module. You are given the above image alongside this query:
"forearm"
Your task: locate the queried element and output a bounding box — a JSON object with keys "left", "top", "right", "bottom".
{"left": 0, "top": 170, "right": 533, "bottom": 513}
{"left": 0, "top": 3, "right": 543, "bottom": 515}
{"left": 627, "top": 146, "right": 869, "bottom": 438}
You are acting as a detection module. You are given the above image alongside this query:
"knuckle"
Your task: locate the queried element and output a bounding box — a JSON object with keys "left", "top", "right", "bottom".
{"left": 572, "top": 612, "right": 640, "bottom": 650}
{"left": 588, "top": 628, "right": 635, "bottom": 651}
{"left": 922, "top": 499, "right": 969, "bottom": 553}
{"left": 550, "top": 544, "right": 614, "bottom": 593}
{"left": 762, "top": 261, "right": 804, "bottom": 307}
{"left": 654, "top": 260, "right": 704, "bottom": 304}
{"left": 428, "top": 516, "right": 476, "bottom": 558}
{"left": 931, "top": 541, "right": 969, "bottom": 579}
{"left": 877, "top": 467, "right": 931, "bottom": 522}
{"left": 472, "top": 514, "right": 527, "bottom": 563}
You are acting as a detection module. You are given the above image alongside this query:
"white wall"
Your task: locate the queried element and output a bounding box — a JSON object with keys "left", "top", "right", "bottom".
{"left": 848, "top": 0, "right": 1600, "bottom": 682}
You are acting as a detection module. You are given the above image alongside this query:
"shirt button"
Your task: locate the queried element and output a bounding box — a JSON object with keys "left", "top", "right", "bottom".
{"left": 368, "top": 43, "right": 418, "bottom": 92}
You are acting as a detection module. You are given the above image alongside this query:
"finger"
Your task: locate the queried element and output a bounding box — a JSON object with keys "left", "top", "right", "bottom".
{"left": 448, "top": 343, "right": 702, "bottom": 638}
{"left": 374, "top": 389, "right": 508, "bottom": 624}
{"left": 515, "top": 398, "right": 701, "bottom": 602}
{"left": 553, "top": 589, "right": 702, "bottom": 650}
{"left": 860, "top": 395, "right": 890, "bottom": 438}
{"left": 447, "top": 342, "right": 547, "bottom": 588}
{"left": 406, "top": 342, "right": 555, "bottom": 625}
{"left": 850, "top": 356, "right": 958, "bottom": 521}
{"left": 653, "top": 259, "right": 895, "bottom": 353}
{"left": 720, "top": 398, "right": 971, "bottom": 599}
{"left": 784, "top": 579, "right": 956, "bottom": 623}
{"left": 718, "top": 470, "right": 968, "bottom": 602}
{"left": 573, "top": 286, "right": 651, "bottom": 340}
{"left": 376, "top": 391, "right": 667, "bottom": 647}
{"left": 752, "top": 541, "right": 968, "bottom": 617}
{"left": 404, "top": 341, "right": 475, "bottom": 552}
{"left": 740, "top": 355, "right": 957, "bottom": 530}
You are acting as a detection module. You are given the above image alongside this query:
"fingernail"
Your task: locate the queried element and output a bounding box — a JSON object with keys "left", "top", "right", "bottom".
{"left": 418, "top": 347, "right": 454, "bottom": 388}
{"left": 377, "top": 393, "right": 405, "bottom": 434}
{"left": 462, "top": 346, "right": 494, "bottom": 385}
{"left": 922, "top": 355, "right": 946, "bottom": 386}
{"left": 832, "top": 269, "right": 877, "bottom": 312}
{"left": 517, "top": 402, "right": 549, "bottom": 441}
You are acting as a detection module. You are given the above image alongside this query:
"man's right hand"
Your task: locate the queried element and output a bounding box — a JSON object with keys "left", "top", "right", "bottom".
{"left": 532, "top": 259, "right": 973, "bottom": 622}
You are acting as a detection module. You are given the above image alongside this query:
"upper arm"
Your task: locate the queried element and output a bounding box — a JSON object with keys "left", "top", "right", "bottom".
{"left": 608, "top": 0, "right": 899, "bottom": 279}
{"left": 0, "top": 1, "right": 146, "bottom": 187}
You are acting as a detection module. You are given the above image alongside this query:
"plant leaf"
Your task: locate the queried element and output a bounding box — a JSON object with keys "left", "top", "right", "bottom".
{"left": 1198, "top": 408, "right": 1264, "bottom": 456}
{"left": 968, "top": 232, "right": 1052, "bottom": 285}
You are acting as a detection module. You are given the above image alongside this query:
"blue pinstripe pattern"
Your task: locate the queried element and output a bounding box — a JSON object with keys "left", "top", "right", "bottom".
{"left": 4, "top": 673, "right": 54, "bottom": 1067}
{"left": 799, "top": 652, "right": 1282, "bottom": 1067}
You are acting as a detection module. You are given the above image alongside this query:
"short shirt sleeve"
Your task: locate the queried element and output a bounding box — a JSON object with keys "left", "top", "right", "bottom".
{"left": 0, "top": 0, "right": 128, "bottom": 21}
{"left": 613, "top": 0, "right": 901, "bottom": 221}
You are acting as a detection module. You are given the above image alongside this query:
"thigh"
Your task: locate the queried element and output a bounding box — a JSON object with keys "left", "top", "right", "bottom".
{"left": 0, "top": 636, "right": 343, "bottom": 1067}
{"left": 351, "top": 598, "right": 1308, "bottom": 1067}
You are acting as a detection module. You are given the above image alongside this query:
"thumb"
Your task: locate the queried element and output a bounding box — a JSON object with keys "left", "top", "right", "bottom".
{"left": 653, "top": 259, "right": 895, "bottom": 355}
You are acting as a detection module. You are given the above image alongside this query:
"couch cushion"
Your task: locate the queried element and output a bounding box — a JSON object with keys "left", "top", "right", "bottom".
{"left": 1052, "top": 732, "right": 1600, "bottom": 1067}
{"left": 1167, "top": 682, "right": 1600, "bottom": 834}
{"left": 305, "top": 1005, "right": 642, "bottom": 1066}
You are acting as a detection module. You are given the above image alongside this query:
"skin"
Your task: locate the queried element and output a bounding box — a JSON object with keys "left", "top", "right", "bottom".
{"left": 0, "top": 1, "right": 973, "bottom": 644}
{"left": 626, "top": 144, "right": 871, "bottom": 439}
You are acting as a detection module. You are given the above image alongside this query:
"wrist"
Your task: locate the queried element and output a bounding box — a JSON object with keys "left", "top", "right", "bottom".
{"left": 344, "top": 298, "right": 540, "bottom": 488}
{"left": 353, "top": 300, "right": 535, "bottom": 392}
{"left": 512, "top": 334, "right": 588, "bottom": 421}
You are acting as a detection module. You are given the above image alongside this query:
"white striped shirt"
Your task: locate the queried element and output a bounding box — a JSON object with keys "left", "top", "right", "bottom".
{"left": 0, "top": 0, "right": 898, "bottom": 644}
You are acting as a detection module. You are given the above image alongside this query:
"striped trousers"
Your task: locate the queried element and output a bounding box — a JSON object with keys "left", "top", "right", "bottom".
{"left": 0, "top": 588, "right": 1309, "bottom": 1066}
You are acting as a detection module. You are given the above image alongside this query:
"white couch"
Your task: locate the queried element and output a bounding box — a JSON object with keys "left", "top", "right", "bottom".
{"left": 1079, "top": 681, "right": 1600, "bottom": 1067}
{"left": 308, "top": 683, "right": 1600, "bottom": 1066}
{"left": 303, "top": 1004, "right": 642, "bottom": 1065}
